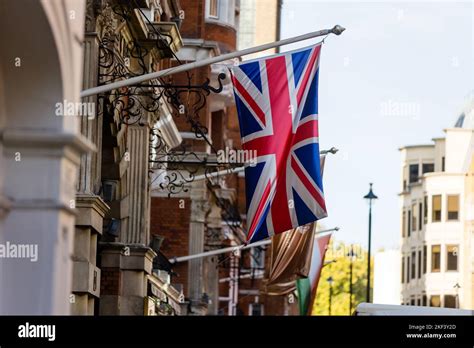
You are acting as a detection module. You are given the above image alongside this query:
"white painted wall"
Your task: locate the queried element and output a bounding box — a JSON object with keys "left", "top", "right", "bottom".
{"left": 374, "top": 249, "right": 401, "bottom": 305}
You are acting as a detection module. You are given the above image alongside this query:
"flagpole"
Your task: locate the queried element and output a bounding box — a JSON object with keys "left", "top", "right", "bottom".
{"left": 80, "top": 25, "right": 345, "bottom": 98}
{"left": 153, "top": 149, "right": 338, "bottom": 191}
{"left": 169, "top": 227, "right": 339, "bottom": 263}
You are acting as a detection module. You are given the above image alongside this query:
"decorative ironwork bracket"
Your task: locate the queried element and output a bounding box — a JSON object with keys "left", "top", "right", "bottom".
{"left": 94, "top": 2, "right": 235, "bottom": 197}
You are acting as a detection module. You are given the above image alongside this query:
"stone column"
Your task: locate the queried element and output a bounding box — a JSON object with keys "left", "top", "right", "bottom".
{"left": 71, "top": 10, "right": 109, "bottom": 314}
{"left": 78, "top": 29, "right": 102, "bottom": 195}
{"left": 0, "top": 63, "right": 10, "bottom": 247}
{"left": 72, "top": 194, "right": 108, "bottom": 314}
{"left": 1, "top": 134, "right": 92, "bottom": 314}
{"left": 98, "top": 121, "right": 153, "bottom": 315}
{"left": 123, "top": 125, "right": 151, "bottom": 245}
{"left": 188, "top": 181, "right": 210, "bottom": 312}
{"left": 0, "top": 0, "right": 88, "bottom": 315}
{"left": 203, "top": 196, "right": 223, "bottom": 315}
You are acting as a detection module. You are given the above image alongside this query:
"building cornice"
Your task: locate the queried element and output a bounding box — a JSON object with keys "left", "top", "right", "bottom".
{"left": 398, "top": 144, "right": 434, "bottom": 151}
{"left": 423, "top": 172, "right": 465, "bottom": 178}
{"left": 444, "top": 127, "right": 474, "bottom": 133}
{"left": 1, "top": 129, "right": 96, "bottom": 166}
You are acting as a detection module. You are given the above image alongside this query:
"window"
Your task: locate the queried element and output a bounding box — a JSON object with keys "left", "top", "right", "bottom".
{"left": 409, "top": 164, "right": 419, "bottom": 183}
{"left": 410, "top": 298, "right": 416, "bottom": 306}
{"left": 208, "top": 0, "right": 218, "bottom": 17}
{"left": 446, "top": 245, "right": 458, "bottom": 271}
{"left": 441, "top": 157, "right": 445, "bottom": 171}
{"left": 407, "top": 256, "right": 411, "bottom": 282}
{"left": 206, "top": 0, "right": 236, "bottom": 26}
{"left": 444, "top": 295, "right": 457, "bottom": 308}
{"left": 418, "top": 202, "right": 423, "bottom": 230}
{"left": 447, "top": 195, "right": 459, "bottom": 220}
{"left": 422, "top": 163, "right": 434, "bottom": 174}
{"left": 418, "top": 250, "right": 422, "bottom": 278}
{"left": 249, "top": 303, "right": 264, "bottom": 316}
{"left": 402, "top": 211, "right": 406, "bottom": 238}
{"left": 401, "top": 257, "right": 405, "bottom": 283}
{"left": 423, "top": 245, "right": 427, "bottom": 274}
{"left": 417, "top": 298, "right": 421, "bottom": 306}
{"left": 423, "top": 196, "right": 428, "bottom": 224}
{"left": 432, "top": 195, "right": 441, "bottom": 222}
{"left": 430, "top": 295, "right": 441, "bottom": 307}
{"left": 407, "top": 210, "right": 412, "bottom": 237}
{"left": 251, "top": 247, "right": 265, "bottom": 270}
{"left": 422, "top": 295, "right": 427, "bottom": 306}
{"left": 411, "top": 203, "right": 417, "bottom": 232}
{"left": 431, "top": 245, "right": 441, "bottom": 272}
{"left": 211, "top": 111, "right": 224, "bottom": 149}
{"left": 411, "top": 251, "right": 416, "bottom": 280}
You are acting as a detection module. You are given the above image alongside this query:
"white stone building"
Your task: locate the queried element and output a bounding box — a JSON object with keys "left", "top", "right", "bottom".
{"left": 399, "top": 95, "right": 474, "bottom": 309}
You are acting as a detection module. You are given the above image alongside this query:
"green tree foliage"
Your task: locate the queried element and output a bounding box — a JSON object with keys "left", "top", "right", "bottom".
{"left": 312, "top": 240, "right": 373, "bottom": 316}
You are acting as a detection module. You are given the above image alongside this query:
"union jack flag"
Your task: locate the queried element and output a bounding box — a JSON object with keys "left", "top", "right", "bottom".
{"left": 229, "top": 44, "right": 327, "bottom": 243}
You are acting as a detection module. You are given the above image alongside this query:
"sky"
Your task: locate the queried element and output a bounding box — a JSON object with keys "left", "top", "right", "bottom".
{"left": 280, "top": 0, "right": 474, "bottom": 250}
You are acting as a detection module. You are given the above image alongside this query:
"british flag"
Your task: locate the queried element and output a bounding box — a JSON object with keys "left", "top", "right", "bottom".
{"left": 229, "top": 44, "right": 327, "bottom": 244}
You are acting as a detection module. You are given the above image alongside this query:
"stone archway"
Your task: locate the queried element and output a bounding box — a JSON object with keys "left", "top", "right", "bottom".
{"left": 0, "top": 0, "right": 88, "bottom": 314}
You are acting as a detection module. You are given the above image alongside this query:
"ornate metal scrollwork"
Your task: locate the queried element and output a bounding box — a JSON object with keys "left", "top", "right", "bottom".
{"left": 159, "top": 73, "right": 227, "bottom": 144}
{"left": 95, "top": 2, "right": 234, "bottom": 196}
{"left": 147, "top": 73, "right": 230, "bottom": 196}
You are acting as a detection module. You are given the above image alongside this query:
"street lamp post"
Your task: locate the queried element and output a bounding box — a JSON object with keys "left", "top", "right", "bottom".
{"left": 454, "top": 283, "right": 461, "bottom": 309}
{"left": 327, "top": 276, "right": 334, "bottom": 315}
{"left": 363, "top": 183, "right": 378, "bottom": 303}
{"left": 347, "top": 245, "right": 356, "bottom": 314}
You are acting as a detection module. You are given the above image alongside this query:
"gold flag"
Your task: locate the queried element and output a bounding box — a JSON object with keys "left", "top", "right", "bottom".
{"left": 263, "top": 223, "right": 316, "bottom": 295}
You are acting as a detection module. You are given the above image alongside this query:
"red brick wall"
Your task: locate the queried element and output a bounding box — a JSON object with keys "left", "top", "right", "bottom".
{"left": 150, "top": 197, "right": 191, "bottom": 296}
{"left": 204, "top": 22, "right": 237, "bottom": 53}
{"left": 180, "top": 0, "right": 205, "bottom": 38}
{"left": 150, "top": 0, "right": 259, "bottom": 311}
{"left": 180, "top": 0, "right": 237, "bottom": 52}
{"left": 262, "top": 294, "right": 300, "bottom": 315}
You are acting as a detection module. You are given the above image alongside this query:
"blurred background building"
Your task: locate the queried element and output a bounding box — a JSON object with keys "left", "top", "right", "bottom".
{"left": 149, "top": 0, "right": 244, "bottom": 316}
{"left": 238, "top": 0, "right": 280, "bottom": 59}
{"left": 399, "top": 94, "right": 474, "bottom": 309}
{"left": 148, "top": 0, "right": 282, "bottom": 316}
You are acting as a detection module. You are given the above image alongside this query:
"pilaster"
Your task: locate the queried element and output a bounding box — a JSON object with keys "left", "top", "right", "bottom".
{"left": 99, "top": 242, "right": 156, "bottom": 315}
{"left": 188, "top": 181, "right": 210, "bottom": 311}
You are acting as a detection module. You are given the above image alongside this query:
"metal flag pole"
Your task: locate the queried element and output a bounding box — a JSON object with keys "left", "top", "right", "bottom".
{"left": 170, "top": 227, "right": 339, "bottom": 264}
{"left": 153, "top": 148, "right": 338, "bottom": 191}
{"left": 219, "top": 259, "right": 335, "bottom": 283}
{"left": 81, "top": 25, "right": 346, "bottom": 98}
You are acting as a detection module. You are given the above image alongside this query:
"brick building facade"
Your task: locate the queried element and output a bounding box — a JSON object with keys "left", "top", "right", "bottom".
{"left": 73, "top": 0, "right": 283, "bottom": 316}
{"left": 73, "top": 0, "right": 189, "bottom": 316}
{"left": 149, "top": 0, "right": 276, "bottom": 316}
